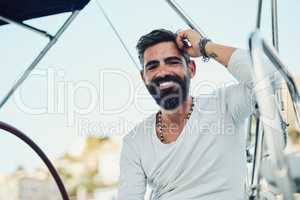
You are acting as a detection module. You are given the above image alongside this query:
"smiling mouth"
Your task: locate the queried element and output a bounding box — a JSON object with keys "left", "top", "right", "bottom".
{"left": 159, "top": 81, "right": 178, "bottom": 90}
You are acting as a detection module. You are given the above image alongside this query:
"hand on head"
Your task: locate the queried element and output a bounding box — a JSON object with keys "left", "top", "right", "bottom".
{"left": 176, "top": 29, "right": 203, "bottom": 58}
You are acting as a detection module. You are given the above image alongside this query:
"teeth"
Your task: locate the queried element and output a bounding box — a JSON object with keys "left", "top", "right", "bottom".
{"left": 159, "top": 81, "right": 176, "bottom": 89}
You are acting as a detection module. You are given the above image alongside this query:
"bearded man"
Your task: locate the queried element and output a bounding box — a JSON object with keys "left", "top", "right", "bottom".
{"left": 117, "top": 28, "right": 257, "bottom": 200}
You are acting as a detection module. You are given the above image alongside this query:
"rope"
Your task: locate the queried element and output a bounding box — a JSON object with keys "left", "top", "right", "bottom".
{"left": 94, "top": 0, "right": 141, "bottom": 70}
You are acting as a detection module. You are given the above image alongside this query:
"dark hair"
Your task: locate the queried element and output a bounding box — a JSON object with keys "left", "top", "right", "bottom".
{"left": 136, "top": 29, "right": 191, "bottom": 69}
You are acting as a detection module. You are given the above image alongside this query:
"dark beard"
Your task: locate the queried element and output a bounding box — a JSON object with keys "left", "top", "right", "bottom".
{"left": 146, "top": 74, "right": 190, "bottom": 111}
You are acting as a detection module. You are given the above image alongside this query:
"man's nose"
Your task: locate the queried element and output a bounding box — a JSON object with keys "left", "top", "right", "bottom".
{"left": 155, "top": 62, "right": 170, "bottom": 78}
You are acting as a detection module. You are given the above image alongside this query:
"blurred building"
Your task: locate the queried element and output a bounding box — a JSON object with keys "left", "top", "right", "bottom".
{"left": 54, "top": 136, "right": 121, "bottom": 199}
{"left": 0, "top": 136, "right": 122, "bottom": 200}
{"left": 282, "top": 76, "right": 300, "bottom": 153}
{"left": 282, "top": 76, "right": 300, "bottom": 128}
{"left": 0, "top": 167, "right": 60, "bottom": 200}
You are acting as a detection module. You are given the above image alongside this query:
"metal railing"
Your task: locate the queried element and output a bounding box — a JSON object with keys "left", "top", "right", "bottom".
{"left": 249, "top": 31, "right": 298, "bottom": 199}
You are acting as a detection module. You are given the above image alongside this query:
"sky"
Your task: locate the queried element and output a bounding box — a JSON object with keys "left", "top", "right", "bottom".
{"left": 0, "top": 0, "right": 299, "bottom": 173}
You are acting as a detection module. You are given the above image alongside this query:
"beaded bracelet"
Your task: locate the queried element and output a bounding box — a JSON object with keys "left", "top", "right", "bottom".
{"left": 199, "top": 37, "right": 212, "bottom": 62}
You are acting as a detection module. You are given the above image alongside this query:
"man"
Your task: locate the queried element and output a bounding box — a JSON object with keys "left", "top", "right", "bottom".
{"left": 117, "top": 28, "right": 256, "bottom": 200}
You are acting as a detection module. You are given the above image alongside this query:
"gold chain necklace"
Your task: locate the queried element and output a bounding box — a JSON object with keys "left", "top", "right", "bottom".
{"left": 156, "top": 97, "right": 194, "bottom": 143}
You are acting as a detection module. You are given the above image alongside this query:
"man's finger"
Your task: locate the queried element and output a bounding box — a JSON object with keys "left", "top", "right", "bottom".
{"left": 176, "top": 32, "right": 187, "bottom": 49}
{"left": 182, "top": 37, "right": 192, "bottom": 48}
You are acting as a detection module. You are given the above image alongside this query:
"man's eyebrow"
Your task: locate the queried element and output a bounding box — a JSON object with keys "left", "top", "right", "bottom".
{"left": 164, "top": 56, "right": 182, "bottom": 62}
{"left": 145, "top": 60, "right": 159, "bottom": 67}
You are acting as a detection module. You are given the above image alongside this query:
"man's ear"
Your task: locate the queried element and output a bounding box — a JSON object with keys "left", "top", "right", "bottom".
{"left": 188, "top": 60, "right": 196, "bottom": 78}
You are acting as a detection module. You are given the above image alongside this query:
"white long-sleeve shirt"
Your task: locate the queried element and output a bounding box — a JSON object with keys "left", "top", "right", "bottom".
{"left": 117, "top": 49, "right": 262, "bottom": 200}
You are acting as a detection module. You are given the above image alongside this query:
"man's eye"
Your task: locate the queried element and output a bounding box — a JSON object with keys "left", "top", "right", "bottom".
{"left": 146, "top": 64, "right": 157, "bottom": 70}
{"left": 168, "top": 60, "right": 182, "bottom": 65}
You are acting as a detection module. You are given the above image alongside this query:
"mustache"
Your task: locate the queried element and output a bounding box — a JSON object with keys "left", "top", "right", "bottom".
{"left": 151, "top": 74, "right": 183, "bottom": 86}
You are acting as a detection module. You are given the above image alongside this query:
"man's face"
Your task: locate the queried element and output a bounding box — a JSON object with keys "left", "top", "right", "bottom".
{"left": 141, "top": 41, "right": 195, "bottom": 111}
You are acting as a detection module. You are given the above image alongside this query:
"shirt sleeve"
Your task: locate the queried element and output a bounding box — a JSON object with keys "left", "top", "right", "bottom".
{"left": 227, "top": 49, "right": 253, "bottom": 82}
{"left": 224, "top": 49, "right": 256, "bottom": 123}
{"left": 224, "top": 48, "right": 282, "bottom": 124}
{"left": 117, "top": 136, "right": 147, "bottom": 200}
